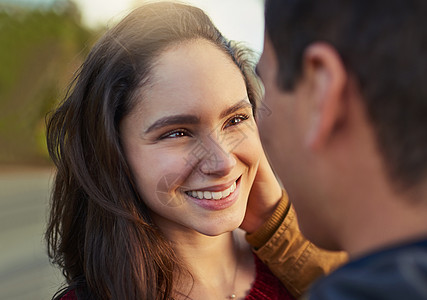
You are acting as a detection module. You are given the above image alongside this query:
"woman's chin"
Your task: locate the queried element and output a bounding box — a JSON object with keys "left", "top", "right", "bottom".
{"left": 195, "top": 216, "right": 244, "bottom": 237}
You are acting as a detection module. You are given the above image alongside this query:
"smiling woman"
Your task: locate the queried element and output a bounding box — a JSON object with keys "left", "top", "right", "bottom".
{"left": 44, "top": 2, "right": 305, "bottom": 300}
{"left": 120, "top": 39, "right": 261, "bottom": 238}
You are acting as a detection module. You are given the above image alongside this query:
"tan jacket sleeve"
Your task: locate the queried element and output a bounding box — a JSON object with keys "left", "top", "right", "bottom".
{"left": 246, "top": 190, "right": 347, "bottom": 298}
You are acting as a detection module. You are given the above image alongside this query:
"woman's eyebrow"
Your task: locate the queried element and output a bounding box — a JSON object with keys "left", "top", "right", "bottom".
{"left": 144, "top": 115, "right": 200, "bottom": 134}
{"left": 144, "top": 99, "right": 251, "bottom": 134}
{"left": 219, "top": 99, "right": 253, "bottom": 119}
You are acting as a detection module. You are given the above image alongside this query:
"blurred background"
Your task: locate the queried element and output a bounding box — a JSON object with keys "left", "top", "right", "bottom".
{"left": 0, "top": 0, "right": 264, "bottom": 299}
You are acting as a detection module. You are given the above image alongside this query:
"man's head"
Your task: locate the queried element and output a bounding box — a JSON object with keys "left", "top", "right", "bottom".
{"left": 257, "top": 0, "right": 427, "bottom": 252}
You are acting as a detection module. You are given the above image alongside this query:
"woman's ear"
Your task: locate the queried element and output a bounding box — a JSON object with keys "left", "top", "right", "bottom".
{"left": 302, "top": 43, "right": 347, "bottom": 150}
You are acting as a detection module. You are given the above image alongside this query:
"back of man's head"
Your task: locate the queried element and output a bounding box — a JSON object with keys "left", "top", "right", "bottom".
{"left": 265, "top": 0, "right": 427, "bottom": 191}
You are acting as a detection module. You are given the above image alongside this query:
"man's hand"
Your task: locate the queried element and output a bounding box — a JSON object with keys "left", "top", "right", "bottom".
{"left": 240, "top": 149, "right": 283, "bottom": 233}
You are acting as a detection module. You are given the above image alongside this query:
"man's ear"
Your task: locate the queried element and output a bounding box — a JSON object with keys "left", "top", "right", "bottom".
{"left": 302, "top": 43, "right": 347, "bottom": 150}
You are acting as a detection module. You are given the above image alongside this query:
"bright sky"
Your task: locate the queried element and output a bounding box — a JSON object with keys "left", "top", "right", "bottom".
{"left": 72, "top": 0, "right": 265, "bottom": 55}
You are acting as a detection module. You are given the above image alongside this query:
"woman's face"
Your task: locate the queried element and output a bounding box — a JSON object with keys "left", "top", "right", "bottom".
{"left": 120, "top": 39, "right": 262, "bottom": 237}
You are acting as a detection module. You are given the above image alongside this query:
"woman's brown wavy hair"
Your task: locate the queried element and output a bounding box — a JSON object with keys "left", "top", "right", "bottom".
{"left": 46, "top": 2, "right": 262, "bottom": 299}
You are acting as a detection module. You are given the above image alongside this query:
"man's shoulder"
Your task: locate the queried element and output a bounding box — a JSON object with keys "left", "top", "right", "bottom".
{"left": 307, "top": 238, "right": 427, "bottom": 299}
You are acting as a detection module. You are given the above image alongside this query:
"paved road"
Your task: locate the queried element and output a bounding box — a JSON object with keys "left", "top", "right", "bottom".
{"left": 0, "top": 169, "right": 63, "bottom": 300}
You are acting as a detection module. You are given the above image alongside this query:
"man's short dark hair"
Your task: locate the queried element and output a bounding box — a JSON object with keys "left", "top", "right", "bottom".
{"left": 265, "top": 0, "right": 427, "bottom": 190}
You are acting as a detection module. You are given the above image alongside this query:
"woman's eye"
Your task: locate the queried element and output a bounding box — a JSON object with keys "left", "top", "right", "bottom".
{"left": 160, "top": 129, "right": 191, "bottom": 139}
{"left": 225, "top": 114, "right": 250, "bottom": 128}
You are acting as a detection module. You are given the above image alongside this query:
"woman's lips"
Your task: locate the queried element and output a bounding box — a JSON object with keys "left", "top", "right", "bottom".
{"left": 184, "top": 177, "right": 241, "bottom": 210}
{"left": 185, "top": 181, "right": 236, "bottom": 200}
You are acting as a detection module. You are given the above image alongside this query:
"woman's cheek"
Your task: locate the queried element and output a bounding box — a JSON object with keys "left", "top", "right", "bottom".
{"left": 234, "top": 126, "right": 263, "bottom": 165}
{"left": 131, "top": 148, "right": 186, "bottom": 200}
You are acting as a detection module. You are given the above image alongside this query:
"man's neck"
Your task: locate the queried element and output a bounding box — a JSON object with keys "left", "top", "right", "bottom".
{"left": 341, "top": 182, "right": 427, "bottom": 259}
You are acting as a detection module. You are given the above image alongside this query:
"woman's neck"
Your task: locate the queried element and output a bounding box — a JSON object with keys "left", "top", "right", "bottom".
{"left": 163, "top": 228, "right": 255, "bottom": 300}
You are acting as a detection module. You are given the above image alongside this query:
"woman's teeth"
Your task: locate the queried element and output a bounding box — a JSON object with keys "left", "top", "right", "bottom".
{"left": 186, "top": 181, "right": 236, "bottom": 200}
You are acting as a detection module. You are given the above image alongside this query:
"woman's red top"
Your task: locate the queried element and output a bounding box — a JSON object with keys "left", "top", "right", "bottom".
{"left": 60, "top": 254, "right": 294, "bottom": 300}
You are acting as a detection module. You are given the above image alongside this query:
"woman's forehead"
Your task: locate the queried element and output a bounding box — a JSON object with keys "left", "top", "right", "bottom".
{"left": 135, "top": 39, "right": 248, "bottom": 111}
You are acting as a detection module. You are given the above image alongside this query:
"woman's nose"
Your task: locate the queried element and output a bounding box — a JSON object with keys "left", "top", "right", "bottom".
{"left": 198, "top": 139, "right": 236, "bottom": 177}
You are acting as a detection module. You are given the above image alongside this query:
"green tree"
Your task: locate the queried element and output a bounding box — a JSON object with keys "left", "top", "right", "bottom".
{"left": 0, "top": 0, "right": 94, "bottom": 165}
